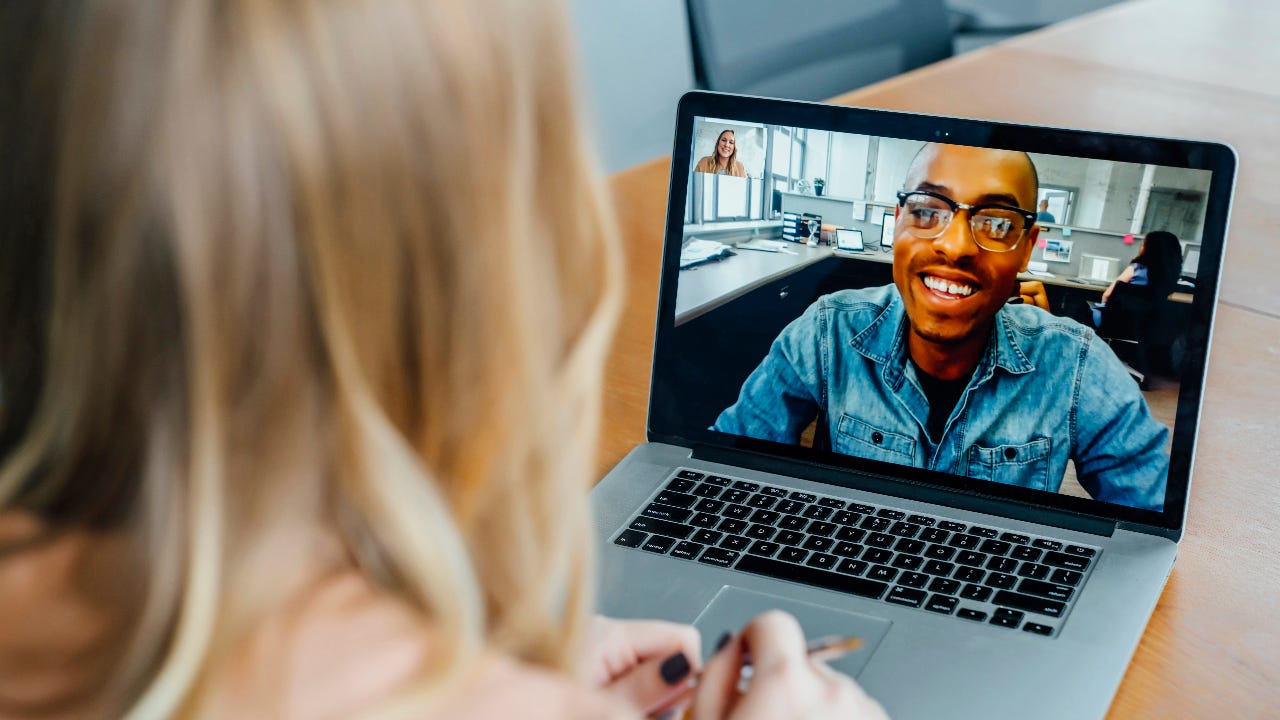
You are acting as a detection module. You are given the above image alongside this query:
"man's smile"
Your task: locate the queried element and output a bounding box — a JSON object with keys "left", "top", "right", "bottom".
{"left": 919, "top": 271, "right": 981, "bottom": 302}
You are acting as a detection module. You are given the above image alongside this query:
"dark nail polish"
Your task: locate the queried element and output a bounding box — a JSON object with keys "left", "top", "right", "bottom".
{"left": 713, "top": 631, "right": 732, "bottom": 654}
{"left": 659, "top": 652, "right": 691, "bottom": 685}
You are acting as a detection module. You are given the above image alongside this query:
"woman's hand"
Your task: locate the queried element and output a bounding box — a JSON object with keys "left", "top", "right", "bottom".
{"left": 581, "top": 615, "right": 702, "bottom": 717}
{"left": 690, "top": 611, "right": 889, "bottom": 720}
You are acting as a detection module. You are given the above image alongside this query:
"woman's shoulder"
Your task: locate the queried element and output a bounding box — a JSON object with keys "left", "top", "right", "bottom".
{"left": 217, "top": 570, "right": 634, "bottom": 720}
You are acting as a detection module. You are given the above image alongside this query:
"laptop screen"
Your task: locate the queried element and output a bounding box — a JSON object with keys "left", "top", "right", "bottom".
{"left": 654, "top": 93, "right": 1234, "bottom": 531}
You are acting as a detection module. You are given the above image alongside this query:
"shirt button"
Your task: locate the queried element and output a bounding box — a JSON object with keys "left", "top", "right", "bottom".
{"left": 871, "top": 431, "right": 884, "bottom": 444}
{"left": 1004, "top": 447, "right": 1017, "bottom": 460}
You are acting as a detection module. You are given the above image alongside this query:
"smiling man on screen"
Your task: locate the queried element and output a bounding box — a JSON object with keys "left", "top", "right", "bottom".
{"left": 713, "top": 144, "right": 1168, "bottom": 511}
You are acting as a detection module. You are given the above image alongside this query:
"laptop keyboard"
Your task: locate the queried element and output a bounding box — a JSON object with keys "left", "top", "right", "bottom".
{"left": 612, "top": 469, "right": 1100, "bottom": 638}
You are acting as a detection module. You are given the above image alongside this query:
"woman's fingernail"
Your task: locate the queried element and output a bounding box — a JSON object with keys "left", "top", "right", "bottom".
{"left": 713, "top": 631, "right": 732, "bottom": 653}
{"left": 660, "top": 652, "right": 691, "bottom": 685}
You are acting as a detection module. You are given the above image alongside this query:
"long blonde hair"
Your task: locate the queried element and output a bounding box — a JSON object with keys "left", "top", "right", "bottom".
{"left": 0, "top": 0, "right": 621, "bottom": 716}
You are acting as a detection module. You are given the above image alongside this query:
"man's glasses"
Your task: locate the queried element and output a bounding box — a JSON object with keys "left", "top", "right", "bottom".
{"left": 895, "top": 190, "right": 1037, "bottom": 252}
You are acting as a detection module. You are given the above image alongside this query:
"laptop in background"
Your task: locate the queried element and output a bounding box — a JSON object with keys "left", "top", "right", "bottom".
{"left": 591, "top": 91, "right": 1234, "bottom": 719}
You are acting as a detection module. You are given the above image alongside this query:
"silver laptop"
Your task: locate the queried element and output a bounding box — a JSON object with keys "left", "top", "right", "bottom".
{"left": 591, "top": 91, "right": 1234, "bottom": 719}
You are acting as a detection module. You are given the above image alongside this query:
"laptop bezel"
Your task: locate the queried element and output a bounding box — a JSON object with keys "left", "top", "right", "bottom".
{"left": 648, "top": 91, "right": 1236, "bottom": 534}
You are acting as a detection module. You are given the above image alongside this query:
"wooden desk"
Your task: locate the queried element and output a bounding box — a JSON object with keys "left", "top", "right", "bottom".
{"left": 600, "top": 0, "right": 1280, "bottom": 716}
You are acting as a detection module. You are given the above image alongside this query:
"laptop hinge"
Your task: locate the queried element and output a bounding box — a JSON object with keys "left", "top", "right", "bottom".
{"left": 692, "top": 444, "right": 1118, "bottom": 537}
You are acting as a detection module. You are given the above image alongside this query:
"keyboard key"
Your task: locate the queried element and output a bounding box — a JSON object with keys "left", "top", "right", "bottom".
{"left": 641, "top": 503, "right": 693, "bottom": 523}
{"left": 808, "top": 521, "right": 837, "bottom": 537}
{"left": 654, "top": 490, "right": 697, "bottom": 508}
{"left": 698, "top": 547, "right": 738, "bottom": 567}
{"left": 969, "top": 526, "right": 998, "bottom": 538}
{"left": 747, "top": 494, "right": 777, "bottom": 509}
{"left": 746, "top": 524, "right": 776, "bottom": 540}
{"left": 955, "top": 550, "right": 986, "bottom": 566}
{"left": 994, "top": 608, "right": 1024, "bottom": 623}
{"left": 863, "top": 548, "right": 893, "bottom": 564}
{"left": 849, "top": 503, "right": 877, "bottom": 515}
{"left": 789, "top": 492, "right": 817, "bottom": 503}
{"left": 666, "top": 478, "right": 696, "bottom": 492}
{"left": 703, "top": 475, "right": 732, "bottom": 486}
{"left": 779, "top": 547, "right": 808, "bottom": 563}
{"left": 954, "top": 567, "right": 985, "bottom": 583}
{"left": 985, "top": 573, "right": 1016, "bottom": 589}
{"left": 866, "top": 532, "right": 896, "bottom": 548}
{"left": 670, "top": 541, "right": 704, "bottom": 560}
{"left": 748, "top": 541, "right": 780, "bottom": 557}
{"left": 924, "top": 544, "right": 956, "bottom": 561}
{"left": 732, "top": 481, "right": 760, "bottom": 493}
{"left": 876, "top": 508, "right": 906, "bottom": 520}
{"left": 960, "top": 584, "right": 993, "bottom": 602}
{"left": 720, "top": 536, "right": 750, "bottom": 551}
{"left": 907, "top": 514, "right": 936, "bottom": 526}
{"left": 642, "top": 535, "right": 677, "bottom": 554}
{"left": 735, "top": 555, "right": 888, "bottom": 599}
{"left": 676, "top": 470, "right": 704, "bottom": 481}
{"left": 835, "top": 527, "right": 867, "bottom": 543}
{"left": 1023, "top": 622, "right": 1054, "bottom": 636}
{"left": 1017, "top": 579, "right": 1075, "bottom": 601}
{"left": 1017, "top": 563, "right": 1050, "bottom": 580}
{"left": 818, "top": 497, "right": 847, "bottom": 508}
{"left": 898, "top": 571, "right": 929, "bottom": 588}
{"left": 779, "top": 515, "right": 808, "bottom": 531}
{"left": 693, "top": 484, "right": 722, "bottom": 498}
{"left": 927, "top": 577, "right": 960, "bottom": 595}
{"left": 989, "top": 614, "right": 1020, "bottom": 629}
{"left": 1042, "top": 551, "right": 1090, "bottom": 571}
{"left": 938, "top": 521, "right": 967, "bottom": 532}
{"left": 717, "top": 518, "right": 747, "bottom": 534}
{"left": 957, "top": 608, "right": 987, "bottom": 622}
{"left": 894, "top": 538, "right": 925, "bottom": 555}
{"left": 837, "top": 558, "right": 868, "bottom": 576}
{"left": 891, "top": 554, "right": 924, "bottom": 571}
{"left": 925, "top": 595, "right": 959, "bottom": 614}
{"left": 722, "top": 504, "right": 751, "bottom": 520}
{"left": 885, "top": 585, "right": 926, "bottom": 607}
{"left": 760, "top": 486, "right": 789, "bottom": 498}
{"left": 750, "top": 509, "right": 781, "bottom": 525}
{"left": 629, "top": 516, "right": 694, "bottom": 539}
{"left": 860, "top": 516, "right": 891, "bottom": 531}
{"left": 1032, "top": 538, "right": 1063, "bottom": 551}
{"left": 993, "top": 590, "right": 1066, "bottom": 617}
{"left": 948, "top": 534, "right": 981, "bottom": 550}
{"left": 774, "top": 530, "right": 805, "bottom": 546}
{"left": 987, "top": 557, "right": 1017, "bottom": 573}
{"left": 831, "top": 510, "right": 862, "bottom": 526}
{"left": 721, "top": 489, "right": 750, "bottom": 504}
{"left": 890, "top": 521, "right": 921, "bottom": 538}
{"left": 979, "top": 539, "right": 1012, "bottom": 556}
{"left": 775, "top": 500, "right": 806, "bottom": 514}
{"left": 919, "top": 528, "right": 950, "bottom": 544}
{"left": 614, "top": 529, "right": 647, "bottom": 548}
{"left": 1051, "top": 568, "right": 1084, "bottom": 586}
{"left": 691, "top": 512, "right": 719, "bottom": 528}
{"left": 805, "top": 553, "right": 837, "bottom": 570}
{"left": 923, "top": 560, "right": 955, "bottom": 576}
{"left": 1000, "top": 532, "right": 1031, "bottom": 545}
{"left": 1066, "top": 545, "right": 1097, "bottom": 557}
{"left": 694, "top": 498, "right": 725, "bottom": 514}
{"left": 1010, "top": 546, "right": 1042, "bottom": 562}
{"left": 692, "top": 529, "right": 722, "bottom": 545}
{"left": 802, "top": 536, "right": 833, "bottom": 552}
{"left": 833, "top": 541, "right": 863, "bottom": 558}
{"left": 802, "top": 505, "right": 834, "bottom": 521}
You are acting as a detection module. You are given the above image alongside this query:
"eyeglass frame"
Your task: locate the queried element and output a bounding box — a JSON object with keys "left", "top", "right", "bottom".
{"left": 894, "top": 189, "right": 1038, "bottom": 253}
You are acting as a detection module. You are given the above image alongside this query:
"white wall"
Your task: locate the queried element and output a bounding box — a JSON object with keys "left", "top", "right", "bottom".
{"left": 873, "top": 139, "right": 927, "bottom": 202}
{"left": 828, "top": 134, "right": 871, "bottom": 198}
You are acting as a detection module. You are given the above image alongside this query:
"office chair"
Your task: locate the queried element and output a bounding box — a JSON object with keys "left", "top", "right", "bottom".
{"left": 1095, "top": 282, "right": 1177, "bottom": 388}
{"left": 685, "top": 0, "right": 954, "bottom": 101}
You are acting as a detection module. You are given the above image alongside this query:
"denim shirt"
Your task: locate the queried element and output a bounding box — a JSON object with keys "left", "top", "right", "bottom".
{"left": 713, "top": 285, "right": 1168, "bottom": 511}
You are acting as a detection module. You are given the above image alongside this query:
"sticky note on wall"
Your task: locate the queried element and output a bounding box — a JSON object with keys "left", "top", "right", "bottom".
{"left": 1123, "top": 233, "right": 1135, "bottom": 244}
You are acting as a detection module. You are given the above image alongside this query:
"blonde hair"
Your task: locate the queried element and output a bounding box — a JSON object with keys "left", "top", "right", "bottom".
{"left": 0, "top": 0, "right": 620, "bottom": 716}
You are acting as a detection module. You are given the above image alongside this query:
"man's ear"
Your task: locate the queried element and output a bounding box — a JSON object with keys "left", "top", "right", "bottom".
{"left": 1019, "top": 226, "right": 1040, "bottom": 272}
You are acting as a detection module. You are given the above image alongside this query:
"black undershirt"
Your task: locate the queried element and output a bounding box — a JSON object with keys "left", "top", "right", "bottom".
{"left": 911, "top": 360, "right": 971, "bottom": 444}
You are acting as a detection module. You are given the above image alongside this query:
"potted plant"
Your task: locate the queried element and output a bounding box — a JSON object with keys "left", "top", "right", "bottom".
{"left": 813, "top": 178, "right": 826, "bottom": 196}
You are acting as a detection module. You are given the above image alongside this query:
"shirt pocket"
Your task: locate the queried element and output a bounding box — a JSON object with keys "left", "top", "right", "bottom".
{"left": 966, "top": 437, "right": 1052, "bottom": 491}
{"left": 835, "top": 414, "right": 917, "bottom": 463}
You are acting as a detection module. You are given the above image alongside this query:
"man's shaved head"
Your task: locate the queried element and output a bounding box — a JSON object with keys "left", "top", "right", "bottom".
{"left": 904, "top": 143, "right": 1039, "bottom": 209}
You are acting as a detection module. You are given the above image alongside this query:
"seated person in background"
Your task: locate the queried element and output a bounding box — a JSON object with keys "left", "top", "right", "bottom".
{"left": 693, "top": 129, "right": 748, "bottom": 177}
{"left": 714, "top": 143, "right": 1169, "bottom": 512}
{"left": 1091, "top": 230, "right": 1184, "bottom": 327}
{"left": 1036, "top": 198, "right": 1057, "bottom": 223}
{"left": 0, "top": 2, "right": 884, "bottom": 719}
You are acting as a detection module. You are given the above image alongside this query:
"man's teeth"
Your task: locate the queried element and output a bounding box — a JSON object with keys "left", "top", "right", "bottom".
{"left": 923, "top": 275, "right": 975, "bottom": 297}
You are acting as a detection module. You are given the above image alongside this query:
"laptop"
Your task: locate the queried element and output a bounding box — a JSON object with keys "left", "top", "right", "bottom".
{"left": 590, "top": 91, "right": 1234, "bottom": 719}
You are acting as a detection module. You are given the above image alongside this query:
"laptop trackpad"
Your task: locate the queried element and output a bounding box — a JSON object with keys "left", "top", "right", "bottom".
{"left": 691, "top": 586, "right": 891, "bottom": 678}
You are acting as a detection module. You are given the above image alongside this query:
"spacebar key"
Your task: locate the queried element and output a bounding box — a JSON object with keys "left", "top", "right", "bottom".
{"left": 736, "top": 554, "right": 888, "bottom": 599}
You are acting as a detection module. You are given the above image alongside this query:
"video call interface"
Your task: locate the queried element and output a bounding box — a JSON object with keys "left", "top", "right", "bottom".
{"left": 674, "top": 116, "right": 1216, "bottom": 514}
